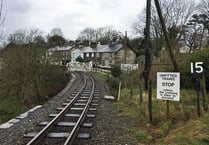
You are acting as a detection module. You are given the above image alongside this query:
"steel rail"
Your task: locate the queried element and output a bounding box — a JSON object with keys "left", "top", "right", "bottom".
{"left": 26, "top": 74, "right": 87, "bottom": 145}
{"left": 64, "top": 75, "right": 95, "bottom": 145}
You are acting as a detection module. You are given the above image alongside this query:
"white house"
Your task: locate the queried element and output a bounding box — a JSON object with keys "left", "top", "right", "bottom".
{"left": 71, "top": 46, "right": 97, "bottom": 63}
{"left": 179, "top": 46, "right": 191, "bottom": 53}
{"left": 71, "top": 41, "right": 136, "bottom": 66}
{"left": 71, "top": 48, "right": 83, "bottom": 63}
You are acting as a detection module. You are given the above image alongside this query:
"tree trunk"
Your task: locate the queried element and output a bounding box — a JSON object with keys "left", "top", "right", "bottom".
{"left": 154, "top": 0, "right": 179, "bottom": 72}
{"left": 139, "top": 83, "right": 143, "bottom": 104}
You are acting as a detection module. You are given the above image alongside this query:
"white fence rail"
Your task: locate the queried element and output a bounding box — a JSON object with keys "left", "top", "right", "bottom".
{"left": 121, "top": 64, "right": 138, "bottom": 71}
{"left": 68, "top": 62, "right": 92, "bottom": 72}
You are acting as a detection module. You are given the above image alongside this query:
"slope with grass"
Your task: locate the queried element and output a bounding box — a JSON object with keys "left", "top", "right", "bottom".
{"left": 116, "top": 88, "right": 209, "bottom": 144}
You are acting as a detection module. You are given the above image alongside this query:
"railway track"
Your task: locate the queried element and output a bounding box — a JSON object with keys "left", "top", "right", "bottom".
{"left": 24, "top": 72, "right": 100, "bottom": 145}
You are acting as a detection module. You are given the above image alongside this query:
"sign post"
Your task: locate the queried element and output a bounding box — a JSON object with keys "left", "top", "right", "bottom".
{"left": 191, "top": 62, "right": 204, "bottom": 117}
{"left": 157, "top": 72, "right": 180, "bottom": 118}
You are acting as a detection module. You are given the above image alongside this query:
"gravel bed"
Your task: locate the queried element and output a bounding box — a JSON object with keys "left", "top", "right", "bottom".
{"left": 0, "top": 72, "right": 139, "bottom": 145}
{"left": 77, "top": 74, "right": 139, "bottom": 145}
{"left": 0, "top": 72, "right": 81, "bottom": 145}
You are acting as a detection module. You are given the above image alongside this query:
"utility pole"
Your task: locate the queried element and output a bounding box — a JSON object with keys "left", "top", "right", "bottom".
{"left": 124, "top": 31, "right": 127, "bottom": 64}
{"left": 95, "top": 33, "right": 98, "bottom": 66}
{"left": 144, "top": 0, "right": 151, "bottom": 90}
{"left": 153, "top": 0, "right": 178, "bottom": 72}
{"left": 144, "top": 0, "right": 152, "bottom": 123}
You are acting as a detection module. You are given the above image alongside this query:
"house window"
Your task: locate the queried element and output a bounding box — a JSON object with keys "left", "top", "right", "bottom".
{"left": 86, "top": 53, "right": 89, "bottom": 57}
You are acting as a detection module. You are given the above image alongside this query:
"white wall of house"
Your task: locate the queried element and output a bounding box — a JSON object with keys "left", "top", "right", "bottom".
{"left": 71, "top": 49, "right": 84, "bottom": 63}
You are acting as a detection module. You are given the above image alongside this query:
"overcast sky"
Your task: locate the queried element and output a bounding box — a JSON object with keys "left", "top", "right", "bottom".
{"left": 3, "top": 0, "right": 146, "bottom": 40}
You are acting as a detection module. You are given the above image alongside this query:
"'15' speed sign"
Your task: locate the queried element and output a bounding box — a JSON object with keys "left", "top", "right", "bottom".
{"left": 191, "top": 62, "right": 204, "bottom": 74}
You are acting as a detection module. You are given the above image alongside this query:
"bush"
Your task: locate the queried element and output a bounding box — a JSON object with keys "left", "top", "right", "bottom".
{"left": 110, "top": 64, "right": 121, "bottom": 78}
{"left": 0, "top": 45, "right": 70, "bottom": 106}
{"left": 107, "top": 77, "right": 119, "bottom": 96}
{"left": 180, "top": 48, "right": 209, "bottom": 91}
{"left": 75, "top": 55, "right": 84, "bottom": 62}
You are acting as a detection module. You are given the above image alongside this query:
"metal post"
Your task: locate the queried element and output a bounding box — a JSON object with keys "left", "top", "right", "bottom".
{"left": 124, "top": 31, "right": 127, "bottom": 64}
{"left": 166, "top": 100, "right": 169, "bottom": 119}
{"left": 196, "top": 76, "right": 201, "bottom": 117}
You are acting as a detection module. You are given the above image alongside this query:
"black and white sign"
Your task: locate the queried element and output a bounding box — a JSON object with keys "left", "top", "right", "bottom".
{"left": 191, "top": 62, "right": 203, "bottom": 74}
{"left": 157, "top": 72, "right": 180, "bottom": 101}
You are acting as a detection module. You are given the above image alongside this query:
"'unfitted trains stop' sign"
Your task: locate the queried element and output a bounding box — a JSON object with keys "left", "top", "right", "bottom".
{"left": 157, "top": 72, "right": 180, "bottom": 101}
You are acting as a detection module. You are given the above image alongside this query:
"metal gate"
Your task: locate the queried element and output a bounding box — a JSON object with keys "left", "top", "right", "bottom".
{"left": 68, "top": 62, "right": 92, "bottom": 72}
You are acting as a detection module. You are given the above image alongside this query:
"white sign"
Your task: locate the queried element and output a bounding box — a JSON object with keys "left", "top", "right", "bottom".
{"left": 157, "top": 72, "right": 180, "bottom": 101}
{"left": 121, "top": 64, "right": 138, "bottom": 71}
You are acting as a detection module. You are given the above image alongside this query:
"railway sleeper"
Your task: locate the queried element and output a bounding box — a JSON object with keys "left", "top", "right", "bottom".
{"left": 62, "top": 103, "right": 99, "bottom": 106}
{"left": 56, "top": 107, "right": 97, "bottom": 111}
{"left": 24, "top": 132, "right": 90, "bottom": 139}
{"left": 62, "top": 103, "right": 86, "bottom": 106}
{"left": 72, "top": 92, "right": 91, "bottom": 96}
{"left": 38, "top": 121, "right": 93, "bottom": 128}
{"left": 68, "top": 97, "right": 99, "bottom": 100}
{"left": 49, "top": 113, "right": 95, "bottom": 118}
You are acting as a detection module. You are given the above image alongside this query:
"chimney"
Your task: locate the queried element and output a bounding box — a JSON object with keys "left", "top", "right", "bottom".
{"left": 90, "top": 41, "right": 97, "bottom": 48}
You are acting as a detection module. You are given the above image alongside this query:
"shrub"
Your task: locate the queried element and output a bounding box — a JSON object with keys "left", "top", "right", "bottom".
{"left": 136, "top": 130, "right": 153, "bottom": 143}
{"left": 107, "top": 77, "right": 119, "bottom": 96}
{"left": 110, "top": 64, "right": 121, "bottom": 78}
{"left": 180, "top": 48, "right": 209, "bottom": 91}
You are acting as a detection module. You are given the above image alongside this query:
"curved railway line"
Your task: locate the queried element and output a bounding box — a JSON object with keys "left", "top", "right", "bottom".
{"left": 24, "top": 72, "right": 100, "bottom": 145}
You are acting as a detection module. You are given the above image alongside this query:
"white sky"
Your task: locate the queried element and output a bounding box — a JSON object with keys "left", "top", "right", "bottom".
{"left": 3, "top": 0, "right": 146, "bottom": 40}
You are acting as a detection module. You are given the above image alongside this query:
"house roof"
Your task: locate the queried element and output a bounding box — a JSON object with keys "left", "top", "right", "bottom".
{"left": 48, "top": 46, "right": 74, "bottom": 51}
{"left": 75, "top": 43, "right": 124, "bottom": 53}
{"left": 98, "top": 43, "right": 123, "bottom": 53}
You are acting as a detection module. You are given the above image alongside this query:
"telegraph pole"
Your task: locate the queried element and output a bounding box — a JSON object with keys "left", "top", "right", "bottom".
{"left": 95, "top": 33, "right": 98, "bottom": 66}
{"left": 144, "top": 0, "right": 151, "bottom": 90}
{"left": 144, "top": 0, "right": 152, "bottom": 123}
{"left": 153, "top": 0, "right": 178, "bottom": 72}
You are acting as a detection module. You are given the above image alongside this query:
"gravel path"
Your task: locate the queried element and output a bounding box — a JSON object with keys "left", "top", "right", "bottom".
{"left": 80, "top": 74, "right": 139, "bottom": 145}
{"left": 0, "top": 72, "right": 139, "bottom": 145}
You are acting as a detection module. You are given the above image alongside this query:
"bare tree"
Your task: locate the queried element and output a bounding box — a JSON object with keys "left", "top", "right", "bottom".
{"left": 198, "top": 0, "right": 209, "bottom": 16}
{"left": 8, "top": 28, "right": 43, "bottom": 45}
{"left": 182, "top": 14, "right": 209, "bottom": 52}
{"left": 50, "top": 27, "right": 63, "bottom": 37}
{"left": 0, "top": 28, "right": 46, "bottom": 104}
{"left": 133, "top": 0, "right": 196, "bottom": 46}
{"left": 132, "top": 0, "right": 196, "bottom": 72}
{"left": 96, "top": 26, "right": 119, "bottom": 44}
{"left": 77, "top": 26, "right": 120, "bottom": 45}
{"left": 27, "top": 28, "right": 43, "bottom": 43}
{"left": 78, "top": 27, "right": 97, "bottom": 42}
{"left": 8, "top": 29, "right": 27, "bottom": 44}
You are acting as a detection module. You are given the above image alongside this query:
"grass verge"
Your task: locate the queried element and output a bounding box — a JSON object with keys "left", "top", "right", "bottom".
{"left": 0, "top": 97, "right": 27, "bottom": 124}
{"left": 117, "top": 88, "right": 209, "bottom": 144}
